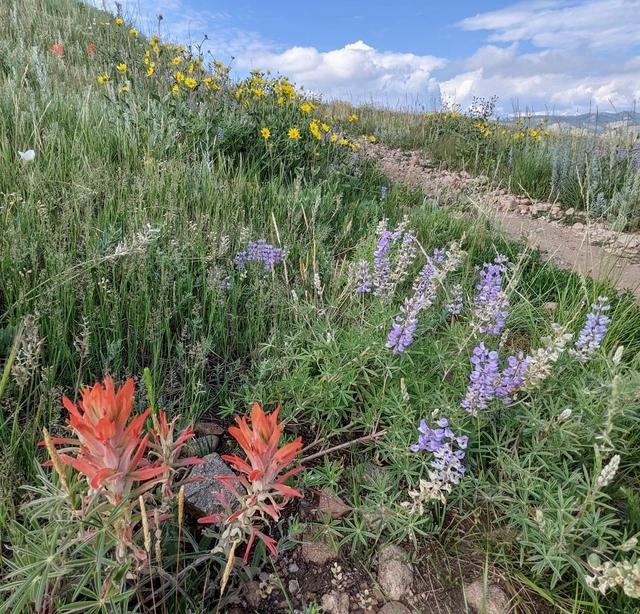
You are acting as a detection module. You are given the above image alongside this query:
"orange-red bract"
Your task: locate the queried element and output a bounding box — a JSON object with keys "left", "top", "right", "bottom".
{"left": 51, "top": 43, "right": 64, "bottom": 57}
{"left": 198, "top": 402, "right": 304, "bottom": 562}
{"left": 44, "top": 377, "right": 168, "bottom": 503}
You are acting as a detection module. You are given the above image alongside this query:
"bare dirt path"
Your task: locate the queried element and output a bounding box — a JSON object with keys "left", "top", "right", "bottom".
{"left": 364, "top": 143, "right": 640, "bottom": 299}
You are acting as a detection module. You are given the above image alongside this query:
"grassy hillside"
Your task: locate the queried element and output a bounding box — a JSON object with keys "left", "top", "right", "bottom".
{"left": 1, "top": 1, "right": 640, "bottom": 612}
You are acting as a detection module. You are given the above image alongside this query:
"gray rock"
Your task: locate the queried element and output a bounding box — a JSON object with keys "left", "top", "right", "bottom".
{"left": 288, "top": 562, "right": 300, "bottom": 573}
{"left": 244, "top": 580, "right": 262, "bottom": 608}
{"left": 572, "top": 222, "right": 584, "bottom": 230}
{"left": 377, "top": 545, "right": 413, "bottom": 601}
{"left": 183, "top": 452, "right": 238, "bottom": 520}
{"left": 321, "top": 590, "right": 350, "bottom": 614}
{"left": 300, "top": 530, "right": 337, "bottom": 564}
{"left": 379, "top": 602, "right": 411, "bottom": 614}
{"left": 464, "top": 580, "right": 510, "bottom": 614}
{"left": 565, "top": 207, "right": 575, "bottom": 216}
{"left": 288, "top": 579, "right": 300, "bottom": 595}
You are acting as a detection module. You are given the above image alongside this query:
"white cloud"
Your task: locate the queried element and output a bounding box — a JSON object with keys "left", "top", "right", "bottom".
{"left": 235, "top": 41, "right": 445, "bottom": 107}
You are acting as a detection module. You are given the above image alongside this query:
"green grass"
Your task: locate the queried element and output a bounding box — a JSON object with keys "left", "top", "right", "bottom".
{"left": 1, "top": 0, "right": 640, "bottom": 611}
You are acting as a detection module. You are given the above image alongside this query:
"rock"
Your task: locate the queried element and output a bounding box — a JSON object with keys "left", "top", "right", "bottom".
{"left": 313, "top": 489, "right": 351, "bottom": 519}
{"left": 518, "top": 207, "right": 529, "bottom": 215}
{"left": 377, "top": 545, "right": 413, "bottom": 601}
{"left": 321, "top": 590, "right": 350, "bottom": 614}
{"left": 464, "top": 580, "right": 510, "bottom": 614}
{"left": 194, "top": 421, "right": 224, "bottom": 435}
{"left": 245, "top": 580, "right": 262, "bottom": 608}
{"left": 543, "top": 301, "right": 558, "bottom": 312}
{"left": 565, "top": 207, "right": 575, "bottom": 216}
{"left": 378, "top": 602, "right": 411, "bottom": 614}
{"left": 288, "top": 562, "right": 299, "bottom": 573}
{"left": 288, "top": 579, "right": 300, "bottom": 595}
{"left": 183, "top": 452, "right": 237, "bottom": 520}
{"left": 300, "top": 530, "right": 337, "bottom": 564}
{"left": 184, "top": 435, "right": 219, "bottom": 457}
{"left": 504, "top": 197, "right": 519, "bottom": 211}
{"left": 572, "top": 222, "right": 584, "bottom": 230}
{"left": 532, "top": 203, "right": 551, "bottom": 214}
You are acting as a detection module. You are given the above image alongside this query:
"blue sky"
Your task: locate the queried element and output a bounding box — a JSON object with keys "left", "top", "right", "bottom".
{"left": 106, "top": 0, "right": 640, "bottom": 114}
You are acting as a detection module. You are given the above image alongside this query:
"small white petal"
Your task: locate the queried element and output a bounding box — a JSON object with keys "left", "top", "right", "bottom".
{"left": 18, "top": 149, "right": 36, "bottom": 161}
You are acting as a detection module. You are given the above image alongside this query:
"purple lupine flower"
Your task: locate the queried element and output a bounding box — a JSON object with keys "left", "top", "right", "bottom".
{"left": 380, "top": 185, "right": 389, "bottom": 198}
{"left": 353, "top": 259, "right": 372, "bottom": 294}
{"left": 386, "top": 261, "right": 437, "bottom": 353}
{"left": 495, "top": 352, "right": 530, "bottom": 404}
{"left": 234, "top": 239, "right": 284, "bottom": 273}
{"left": 216, "top": 126, "right": 225, "bottom": 141}
{"left": 471, "top": 256, "right": 509, "bottom": 336}
{"left": 372, "top": 220, "right": 395, "bottom": 297}
{"left": 410, "top": 416, "right": 467, "bottom": 493}
{"left": 446, "top": 283, "right": 464, "bottom": 316}
{"left": 461, "top": 342, "right": 500, "bottom": 415}
{"left": 571, "top": 296, "right": 611, "bottom": 363}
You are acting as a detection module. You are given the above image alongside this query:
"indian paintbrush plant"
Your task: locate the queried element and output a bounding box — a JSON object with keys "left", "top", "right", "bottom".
{"left": 198, "top": 402, "right": 303, "bottom": 592}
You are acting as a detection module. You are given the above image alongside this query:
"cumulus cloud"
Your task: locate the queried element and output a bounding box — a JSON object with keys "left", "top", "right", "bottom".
{"left": 236, "top": 41, "right": 445, "bottom": 107}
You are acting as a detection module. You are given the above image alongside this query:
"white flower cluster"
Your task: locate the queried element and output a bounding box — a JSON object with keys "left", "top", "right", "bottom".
{"left": 523, "top": 323, "right": 573, "bottom": 390}
{"left": 586, "top": 557, "right": 640, "bottom": 599}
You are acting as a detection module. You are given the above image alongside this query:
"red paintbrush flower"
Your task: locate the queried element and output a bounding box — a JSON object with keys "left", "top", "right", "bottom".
{"left": 51, "top": 43, "right": 64, "bottom": 58}
{"left": 43, "top": 377, "right": 168, "bottom": 504}
{"left": 198, "top": 402, "right": 303, "bottom": 562}
{"left": 87, "top": 42, "right": 96, "bottom": 56}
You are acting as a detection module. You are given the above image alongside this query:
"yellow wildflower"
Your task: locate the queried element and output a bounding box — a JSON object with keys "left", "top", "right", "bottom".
{"left": 115, "top": 17, "right": 124, "bottom": 26}
{"left": 129, "top": 27, "right": 138, "bottom": 37}
{"left": 300, "top": 102, "right": 314, "bottom": 114}
{"left": 118, "top": 85, "right": 129, "bottom": 93}
{"left": 97, "top": 74, "right": 110, "bottom": 85}
{"left": 184, "top": 77, "right": 197, "bottom": 89}
{"left": 277, "top": 96, "right": 285, "bottom": 105}
{"left": 288, "top": 128, "right": 301, "bottom": 140}
{"left": 348, "top": 113, "right": 358, "bottom": 123}
{"left": 150, "top": 36, "right": 160, "bottom": 46}
{"left": 260, "top": 127, "right": 271, "bottom": 140}
{"left": 339, "top": 137, "right": 349, "bottom": 145}
{"left": 171, "top": 56, "right": 182, "bottom": 66}
{"left": 321, "top": 123, "right": 330, "bottom": 133}
{"left": 171, "top": 84, "right": 180, "bottom": 95}
{"left": 116, "top": 63, "right": 127, "bottom": 73}
{"left": 175, "top": 72, "right": 185, "bottom": 83}
{"left": 310, "top": 120, "right": 322, "bottom": 140}
{"left": 330, "top": 134, "right": 338, "bottom": 143}
{"left": 176, "top": 46, "right": 186, "bottom": 53}
{"left": 146, "top": 64, "right": 155, "bottom": 76}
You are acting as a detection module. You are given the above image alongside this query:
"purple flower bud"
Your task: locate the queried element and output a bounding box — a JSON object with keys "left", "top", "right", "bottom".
{"left": 235, "top": 239, "right": 284, "bottom": 273}
{"left": 571, "top": 296, "right": 611, "bottom": 363}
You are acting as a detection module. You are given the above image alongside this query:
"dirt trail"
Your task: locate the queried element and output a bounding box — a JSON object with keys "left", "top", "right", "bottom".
{"left": 364, "top": 143, "right": 640, "bottom": 299}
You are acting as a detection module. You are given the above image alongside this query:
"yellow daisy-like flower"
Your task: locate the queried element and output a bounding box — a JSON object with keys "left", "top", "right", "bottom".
{"left": 348, "top": 113, "right": 358, "bottom": 123}
{"left": 260, "top": 127, "right": 271, "bottom": 140}
{"left": 146, "top": 64, "right": 155, "bottom": 76}
{"left": 175, "top": 71, "right": 185, "bottom": 83}
{"left": 129, "top": 27, "right": 138, "bottom": 37}
{"left": 184, "top": 77, "right": 197, "bottom": 89}
{"left": 300, "top": 102, "right": 314, "bottom": 114}
{"left": 288, "top": 128, "right": 301, "bottom": 140}
{"left": 115, "top": 17, "right": 124, "bottom": 26}
{"left": 171, "top": 84, "right": 180, "bottom": 95}
{"left": 171, "top": 56, "right": 182, "bottom": 66}
{"left": 118, "top": 85, "right": 129, "bottom": 93}
{"left": 176, "top": 46, "right": 186, "bottom": 53}
{"left": 309, "top": 121, "right": 322, "bottom": 140}
{"left": 321, "top": 123, "right": 330, "bottom": 133}
{"left": 116, "top": 63, "right": 127, "bottom": 73}
{"left": 277, "top": 96, "right": 285, "bottom": 105}
{"left": 330, "top": 134, "right": 338, "bottom": 143}
{"left": 150, "top": 35, "right": 160, "bottom": 46}
{"left": 97, "top": 74, "right": 110, "bottom": 85}
{"left": 339, "top": 137, "right": 349, "bottom": 146}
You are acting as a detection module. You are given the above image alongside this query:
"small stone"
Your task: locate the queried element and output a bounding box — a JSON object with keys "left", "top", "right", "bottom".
{"left": 565, "top": 207, "right": 575, "bottom": 216}
{"left": 378, "top": 602, "right": 411, "bottom": 614}
{"left": 300, "top": 530, "right": 337, "bottom": 564}
{"left": 288, "top": 579, "right": 300, "bottom": 595}
{"left": 194, "top": 421, "right": 224, "bottom": 435}
{"left": 184, "top": 435, "right": 219, "bottom": 457}
{"left": 288, "top": 563, "right": 300, "bottom": 573}
{"left": 377, "top": 545, "right": 413, "bottom": 601}
{"left": 543, "top": 301, "right": 558, "bottom": 312}
{"left": 572, "top": 222, "right": 584, "bottom": 230}
{"left": 245, "top": 580, "right": 262, "bottom": 608}
{"left": 464, "top": 580, "right": 510, "bottom": 614}
{"left": 313, "top": 489, "right": 351, "bottom": 519}
{"left": 518, "top": 207, "right": 529, "bottom": 215}
{"left": 183, "top": 452, "right": 238, "bottom": 520}
{"left": 321, "top": 590, "right": 350, "bottom": 614}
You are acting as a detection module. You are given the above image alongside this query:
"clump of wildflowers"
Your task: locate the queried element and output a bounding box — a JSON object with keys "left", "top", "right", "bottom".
{"left": 405, "top": 417, "right": 467, "bottom": 509}
{"left": 586, "top": 556, "right": 640, "bottom": 599}
{"left": 471, "top": 256, "right": 509, "bottom": 336}
{"left": 571, "top": 297, "right": 611, "bottom": 363}
{"left": 235, "top": 239, "right": 284, "bottom": 273}
{"left": 386, "top": 243, "right": 464, "bottom": 353}
{"left": 461, "top": 342, "right": 500, "bottom": 415}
